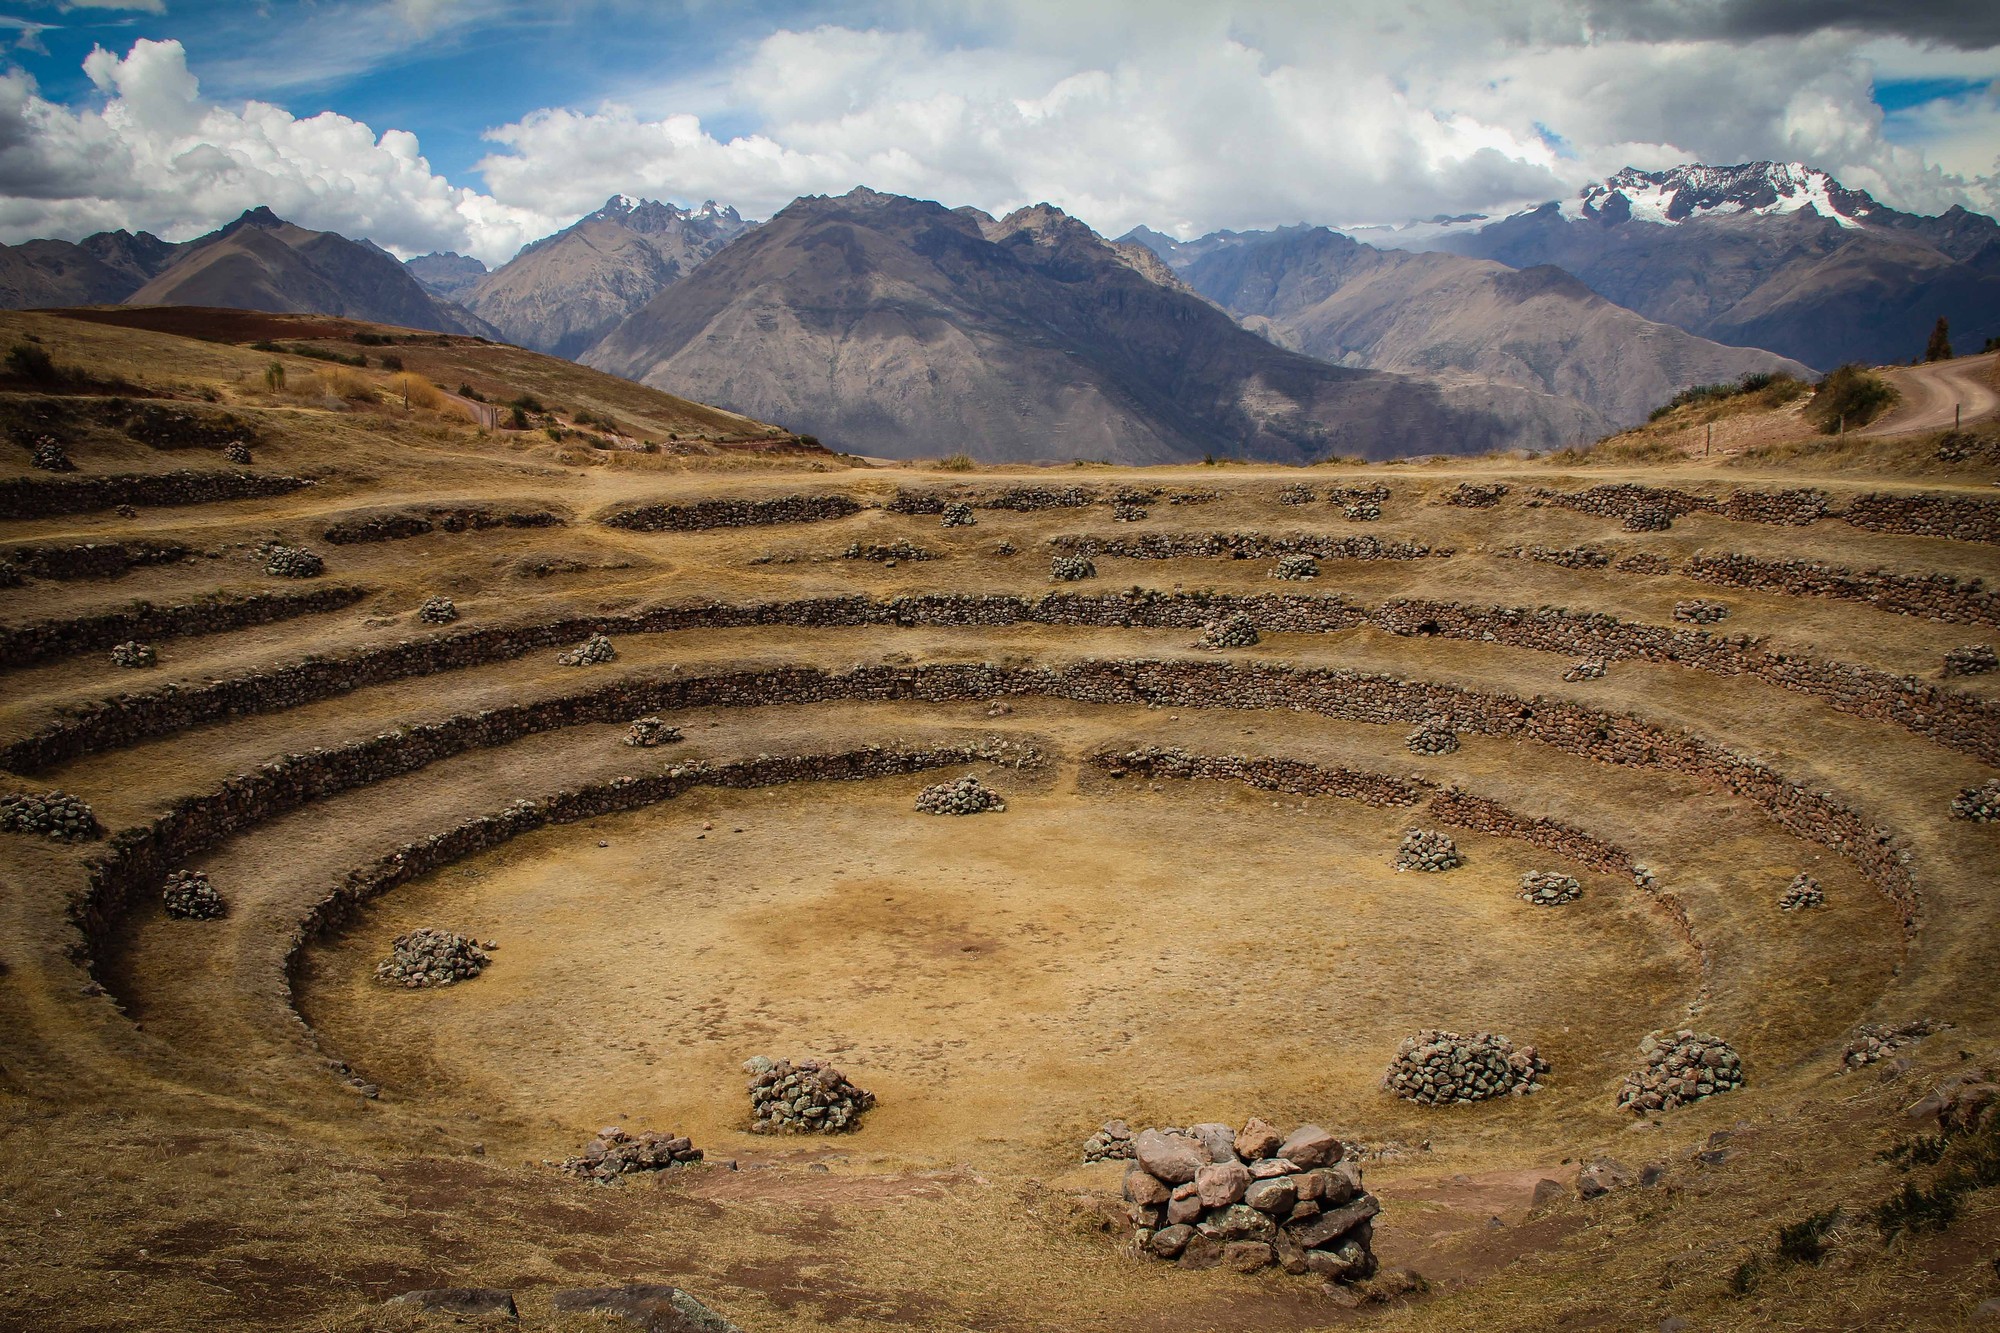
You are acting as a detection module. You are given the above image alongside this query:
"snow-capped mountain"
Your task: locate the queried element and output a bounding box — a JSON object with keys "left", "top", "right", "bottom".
{"left": 1561, "top": 161, "right": 1876, "bottom": 229}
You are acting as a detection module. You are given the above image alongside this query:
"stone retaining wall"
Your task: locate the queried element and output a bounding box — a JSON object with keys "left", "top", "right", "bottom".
{"left": 0, "top": 540, "right": 190, "bottom": 581}
{"left": 1683, "top": 554, "right": 2000, "bottom": 627}
{"left": 323, "top": 506, "right": 564, "bottom": 545}
{"left": 1534, "top": 483, "right": 2000, "bottom": 544}
{"left": 1049, "top": 534, "right": 1450, "bottom": 561}
{"left": 1842, "top": 493, "right": 2000, "bottom": 544}
{"left": 0, "top": 585, "right": 369, "bottom": 670}
{"left": 0, "top": 470, "right": 312, "bottom": 519}
{"left": 601, "top": 494, "right": 863, "bottom": 531}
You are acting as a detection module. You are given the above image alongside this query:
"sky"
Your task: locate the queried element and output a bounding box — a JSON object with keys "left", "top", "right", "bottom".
{"left": 0, "top": 0, "right": 1994, "bottom": 266}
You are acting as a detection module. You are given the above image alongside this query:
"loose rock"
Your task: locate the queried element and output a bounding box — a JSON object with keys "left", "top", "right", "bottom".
{"left": 1083, "top": 1119, "right": 1136, "bottom": 1162}
{"left": 162, "top": 869, "right": 226, "bottom": 920}
{"left": 1777, "top": 872, "right": 1823, "bottom": 911}
{"left": 1384, "top": 1030, "right": 1549, "bottom": 1104}
{"left": 109, "top": 639, "right": 157, "bottom": 668}
{"left": 261, "top": 543, "right": 324, "bottom": 578}
{"left": 416, "top": 595, "right": 458, "bottom": 625}
{"left": 1951, "top": 779, "right": 2000, "bottom": 822}
{"left": 1198, "top": 613, "right": 1260, "bottom": 649}
{"left": 375, "top": 927, "right": 490, "bottom": 988}
{"left": 1050, "top": 554, "right": 1096, "bottom": 582}
{"left": 556, "top": 633, "right": 617, "bottom": 666}
{"left": 1394, "top": 828, "right": 1461, "bottom": 872}
{"left": 1943, "top": 644, "right": 1997, "bottom": 677}
{"left": 940, "top": 502, "right": 975, "bottom": 528}
{"left": 1271, "top": 553, "right": 1319, "bottom": 581}
{"left": 557, "top": 1127, "right": 704, "bottom": 1181}
{"left": 1672, "top": 599, "right": 1730, "bottom": 625}
{"left": 915, "top": 774, "right": 1005, "bottom": 814}
{"left": 1842, "top": 1019, "right": 1949, "bottom": 1068}
{"left": 1616, "top": 1030, "right": 1743, "bottom": 1113}
{"left": 0, "top": 789, "right": 101, "bottom": 842}
{"left": 1562, "top": 658, "right": 1608, "bottom": 681}
{"left": 743, "top": 1055, "right": 875, "bottom": 1133}
{"left": 1519, "top": 870, "right": 1581, "bottom": 906}
{"left": 624, "top": 716, "right": 683, "bottom": 748}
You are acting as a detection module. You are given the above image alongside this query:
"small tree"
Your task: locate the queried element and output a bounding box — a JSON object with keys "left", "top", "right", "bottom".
{"left": 1925, "top": 317, "right": 1953, "bottom": 362}
{"left": 264, "top": 361, "right": 286, "bottom": 390}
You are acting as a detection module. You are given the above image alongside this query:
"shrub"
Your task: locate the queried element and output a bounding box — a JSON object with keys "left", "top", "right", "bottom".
{"left": 390, "top": 372, "right": 447, "bottom": 411}
{"left": 510, "top": 405, "right": 528, "bottom": 429}
{"left": 936, "top": 452, "right": 977, "bottom": 472}
{"left": 1807, "top": 365, "right": 1897, "bottom": 434}
{"left": 378, "top": 353, "right": 404, "bottom": 372}
{"left": 7, "top": 341, "right": 57, "bottom": 383}
{"left": 318, "top": 367, "right": 376, "bottom": 403}
{"left": 507, "top": 393, "right": 544, "bottom": 413}
{"left": 1924, "top": 317, "right": 1952, "bottom": 363}
{"left": 457, "top": 383, "right": 484, "bottom": 401}
{"left": 1775, "top": 1207, "right": 1840, "bottom": 1265}
{"left": 264, "top": 361, "right": 286, "bottom": 391}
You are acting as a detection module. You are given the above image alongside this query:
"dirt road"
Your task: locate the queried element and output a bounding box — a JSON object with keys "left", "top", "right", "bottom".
{"left": 1862, "top": 350, "right": 1999, "bottom": 436}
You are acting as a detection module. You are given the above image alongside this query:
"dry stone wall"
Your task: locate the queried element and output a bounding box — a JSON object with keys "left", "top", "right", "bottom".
{"left": 0, "top": 585, "right": 368, "bottom": 670}
{"left": 323, "top": 506, "right": 563, "bottom": 545}
{"left": 1683, "top": 554, "right": 2000, "bottom": 627}
{"left": 601, "top": 494, "right": 863, "bottom": 531}
{"left": 1049, "top": 533, "right": 1449, "bottom": 562}
{"left": 1535, "top": 482, "right": 2000, "bottom": 544}
{"left": 0, "top": 470, "right": 312, "bottom": 519}
{"left": 0, "top": 540, "right": 190, "bottom": 581}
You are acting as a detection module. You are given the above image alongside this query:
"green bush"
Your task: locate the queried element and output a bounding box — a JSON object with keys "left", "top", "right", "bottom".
{"left": 7, "top": 341, "right": 57, "bottom": 382}
{"left": 1807, "top": 365, "right": 1897, "bottom": 435}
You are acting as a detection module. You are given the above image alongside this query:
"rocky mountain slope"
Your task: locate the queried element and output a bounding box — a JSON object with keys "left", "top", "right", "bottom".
{"left": 463, "top": 196, "right": 751, "bottom": 358}
{"left": 1151, "top": 225, "right": 1808, "bottom": 428}
{"left": 0, "top": 229, "right": 180, "bottom": 309}
{"left": 1424, "top": 162, "right": 2000, "bottom": 369}
{"left": 404, "top": 252, "right": 489, "bottom": 301}
{"left": 584, "top": 188, "right": 1602, "bottom": 463}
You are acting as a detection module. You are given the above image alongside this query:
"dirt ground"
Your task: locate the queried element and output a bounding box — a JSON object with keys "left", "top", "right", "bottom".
{"left": 3, "top": 308, "right": 1999, "bottom": 1332}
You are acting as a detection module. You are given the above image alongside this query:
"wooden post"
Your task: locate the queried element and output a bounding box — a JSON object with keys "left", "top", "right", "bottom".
{"left": 1705, "top": 423, "right": 1712, "bottom": 456}
{"left": 1956, "top": 403, "right": 1961, "bottom": 429}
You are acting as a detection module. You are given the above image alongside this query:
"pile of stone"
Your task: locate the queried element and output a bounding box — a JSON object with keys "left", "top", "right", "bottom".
{"left": 1199, "top": 613, "right": 1261, "bottom": 649}
{"left": 940, "top": 502, "right": 975, "bottom": 528}
{"left": 223, "top": 442, "right": 253, "bottom": 465}
{"left": 30, "top": 437, "right": 73, "bottom": 472}
{"left": 1616, "top": 1031, "right": 1744, "bottom": 1113}
{"left": 1519, "top": 871, "right": 1581, "bottom": 906}
{"left": 1497, "top": 544, "right": 1610, "bottom": 569}
{"left": 1778, "top": 873, "right": 1824, "bottom": 911}
{"left": 557, "top": 1127, "right": 704, "bottom": 1181}
{"left": 1124, "top": 1120, "right": 1378, "bottom": 1282}
{"left": 624, "top": 716, "right": 682, "bottom": 747}
{"left": 416, "top": 596, "right": 458, "bottom": 625}
{"left": 844, "top": 539, "right": 938, "bottom": 562}
{"left": 1944, "top": 644, "right": 1998, "bottom": 677}
{"left": 1441, "top": 482, "right": 1508, "bottom": 508}
{"left": 1330, "top": 486, "right": 1388, "bottom": 522}
{"left": 915, "top": 775, "right": 1006, "bottom": 815}
{"left": 1083, "top": 1119, "right": 1137, "bottom": 1162}
{"left": 1112, "top": 502, "right": 1148, "bottom": 522}
{"left": 109, "top": 640, "right": 157, "bottom": 668}
{"left": 603, "top": 494, "right": 863, "bottom": 532}
{"left": 1952, "top": 779, "right": 2000, "bottom": 822}
{"left": 743, "top": 1056, "right": 875, "bottom": 1133}
{"left": 1562, "top": 658, "right": 1609, "bottom": 681}
{"left": 1050, "top": 554, "right": 1096, "bottom": 582}
{"left": 161, "top": 869, "right": 225, "bottom": 920}
{"left": 261, "top": 544, "right": 325, "bottom": 578}
{"left": 1383, "top": 1030, "right": 1549, "bottom": 1103}
{"left": 1394, "top": 828, "right": 1461, "bottom": 872}
{"left": 1842, "top": 1019, "right": 1950, "bottom": 1069}
{"left": 1672, "top": 599, "right": 1730, "bottom": 625}
{"left": 1277, "top": 483, "right": 1316, "bottom": 505}
{"left": 556, "top": 634, "right": 616, "bottom": 667}
{"left": 1270, "top": 554, "right": 1319, "bottom": 581}
{"left": 374, "top": 927, "right": 492, "bottom": 988}
{"left": 1617, "top": 553, "right": 1673, "bottom": 575}
{"left": 0, "top": 789, "right": 100, "bottom": 842}
{"left": 1623, "top": 506, "right": 1674, "bottom": 532}
{"left": 1404, "top": 716, "right": 1459, "bottom": 756}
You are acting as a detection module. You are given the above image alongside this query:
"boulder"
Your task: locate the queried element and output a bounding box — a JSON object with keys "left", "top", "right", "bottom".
{"left": 1278, "top": 1124, "right": 1340, "bottom": 1169}
{"left": 1195, "top": 1160, "right": 1251, "bottom": 1209}
{"left": 1134, "top": 1129, "right": 1207, "bottom": 1185}
{"left": 1123, "top": 1166, "right": 1171, "bottom": 1206}
{"left": 549, "top": 1285, "right": 742, "bottom": 1332}
{"left": 1235, "top": 1116, "right": 1284, "bottom": 1161}
{"left": 1531, "top": 1177, "right": 1566, "bottom": 1210}
{"left": 387, "top": 1288, "right": 518, "bottom": 1322}
{"left": 1149, "top": 1224, "right": 1193, "bottom": 1259}
{"left": 1189, "top": 1122, "right": 1240, "bottom": 1163}
{"left": 1223, "top": 1241, "right": 1275, "bottom": 1272}
{"left": 1201, "top": 1203, "right": 1276, "bottom": 1243}
{"left": 1577, "top": 1158, "right": 1633, "bottom": 1200}
{"left": 1177, "top": 1233, "right": 1223, "bottom": 1270}
{"left": 1287, "top": 1194, "right": 1379, "bottom": 1250}
{"left": 1244, "top": 1176, "right": 1298, "bottom": 1216}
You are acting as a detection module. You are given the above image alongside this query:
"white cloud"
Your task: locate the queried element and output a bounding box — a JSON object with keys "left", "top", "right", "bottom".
{"left": 61, "top": 0, "right": 167, "bottom": 11}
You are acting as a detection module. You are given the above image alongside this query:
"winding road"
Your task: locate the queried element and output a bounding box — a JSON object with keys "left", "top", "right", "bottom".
{"left": 1862, "top": 350, "right": 1999, "bottom": 436}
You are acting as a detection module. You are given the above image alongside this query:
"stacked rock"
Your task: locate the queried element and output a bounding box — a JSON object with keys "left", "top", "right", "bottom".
{"left": 845, "top": 539, "right": 937, "bottom": 562}
{"left": 1270, "top": 554, "right": 1319, "bottom": 581}
{"left": 161, "top": 869, "right": 225, "bottom": 920}
{"left": 262, "top": 544, "right": 325, "bottom": 578}
{"left": 374, "top": 928, "right": 492, "bottom": 988}
{"left": 1943, "top": 644, "right": 1998, "bottom": 677}
{"left": 224, "top": 442, "right": 253, "bottom": 465}
{"left": 1199, "top": 614, "right": 1261, "bottom": 649}
{"left": 1083, "top": 1120, "right": 1137, "bottom": 1163}
{"left": 1384, "top": 1030, "right": 1549, "bottom": 1103}
{"left": 743, "top": 1056, "right": 875, "bottom": 1133}
{"left": 557, "top": 1127, "right": 704, "bottom": 1181}
{"left": 940, "top": 502, "right": 976, "bottom": 528}
{"left": 1624, "top": 506, "right": 1673, "bottom": 532}
{"left": 109, "top": 640, "right": 157, "bottom": 669}
{"left": 1672, "top": 599, "right": 1730, "bottom": 624}
{"left": 1617, "top": 553, "right": 1673, "bottom": 575}
{"left": 1339, "top": 498, "right": 1383, "bottom": 522}
{"left": 915, "top": 775, "right": 1006, "bottom": 815}
{"left": 1277, "top": 483, "right": 1316, "bottom": 505}
{"left": 1952, "top": 780, "right": 2000, "bottom": 822}
{"left": 0, "top": 790, "right": 101, "bottom": 842}
{"left": 556, "top": 634, "right": 617, "bottom": 667}
{"left": 1112, "top": 502, "right": 1148, "bottom": 522}
{"left": 623, "top": 716, "right": 682, "bottom": 747}
{"left": 1050, "top": 554, "right": 1097, "bottom": 582}
{"left": 1616, "top": 1031, "right": 1744, "bottom": 1113}
{"left": 1125, "top": 1120, "right": 1378, "bottom": 1282}
{"left": 30, "top": 437, "right": 73, "bottom": 472}
{"left": 1404, "top": 717, "right": 1458, "bottom": 756}
{"left": 1519, "top": 871, "right": 1581, "bottom": 906}
{"left": 416, "top": 596, "right": 458, "bottom": 625}
{"left": 1842, "top": 1019, "right": 1949, "bottom": 1068}
{"left": 1778, "top": 873, "right": 1824, "bottom": 911}
{"left": 1441, "top": 482, "right": 1508, "bottom": 508}
{"left": 1562, "top": 658, "right": 1609, "bottom": 681}
{"left": 1394, "top": 828, "right": 1461, "bottom": 872}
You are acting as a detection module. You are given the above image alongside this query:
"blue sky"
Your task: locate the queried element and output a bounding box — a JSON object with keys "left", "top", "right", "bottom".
{"left": 0, "top": 1, "right": 1993, "bottom": 262}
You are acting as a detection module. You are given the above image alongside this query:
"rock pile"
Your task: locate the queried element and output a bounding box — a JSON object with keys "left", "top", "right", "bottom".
{"left": 1519, "top": 871, "right": 1581, "bottom": 906}
{"left": 1842, "top": 1019, "right": 1950, "bottom": 1069}
{"left": 30, "top": 437, "right": 72, "bottom": 472}
{"left": 1498, "top": 544, "right": 1610, "bottom": 569}
{"left": 940, "top": 501, "right": 975, "bottom": 527}
{"left": 1277, "top": 483, "right": 1316, "bottom": 505}
{"left": 1778, "top": 873, "right": 1824, "bottom": 911}
{"left": 1330, "top": 486, "right": 1387, "bottom": 521}
{"left": 262, "top": 544, "right": 325, "bottom": 578}
{"left": 744, "top": 1056, "right": 875, "bottom": 1133}
{"left": 0, "top": 790, "right": 100, "bottom": 842}
{"left": 1113, "top": 502, "right": 1148, "bottom": 522}
{"left": 1618, "top": 552, "right": 1673, "bottom": 575}
{"left": 223, "top": 442, "right": 253, "bottom": 465}
{"left": 1616, "top": 1031, "right": 1744, "bottom": 1113}
{"left": 1623, "top": 506, "right": 1674, "bottom": 532}
{"left": 1199, "top": 614, "right": 1261, "bottom": 649}
{"left": 557, "top": 1127, "right": 704, "bottom": 1181}
{"left": 603, "top": 494, "right": 862, "bottom": 532}
{"left": 1442, "top": 482, "right": 1507, "bottom": 508}
{"left": 374, "top": 927, "right": 492, "bottom": 988}
{"left": 1562, "top": 658, "right": 1609, "bottom": 681}
{"left": 623, "top": 716, "right": 682, "bottom": 747}
{"left": 1672, "top": 599, "right": 1730, "bottom": 625}
{"left": 556, "top": 634, "right": 616, "bottom": 666}
{"left": 915, "top": 775, "right": 1006, "bottom": 815}
{"left": 1083, "top": 1120, "right": 1137, "bottom": 1162}
{"left": 1050, "top": 554, "right": 1096, "bottom": 582}
{"left": 1944, "top": 644, "right": 1998, "bottom": 676}
{"left": 1271, "top": 554, "right": 1319, "bottom": 581}
{"left": 416, "top": 596, "right": 458, "bottom": 625}
{"left": 1404, "top": 716, "right": 1459, "bottom": 756}
{"left": 1952, "top": 779, "right": 2000, "bottom": 822}
{"left": 845, "top": 539, "right": 938, "bottom": 562}
{"left": 109, "top": 640, "right": 157, "bottom": 669}
{"left": 161, "top": 869, "right": 225, "bottom": 920}
{"left": 1384, "top": 1030, "right": 1549, "bottom": 1103}
{"left": 1394, "top": 828, "right": 1461, "bottom": 872}
{"left": 1124, "top": 1120, "right": 1379, "bottom": 1282}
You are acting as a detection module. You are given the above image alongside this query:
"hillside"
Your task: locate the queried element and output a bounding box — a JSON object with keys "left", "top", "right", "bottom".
{"left": 585, "top": 188, "right": 1604, "bottom": 463}
{"left": 1149, "top": 225, "right": 1808, "bottom": 428}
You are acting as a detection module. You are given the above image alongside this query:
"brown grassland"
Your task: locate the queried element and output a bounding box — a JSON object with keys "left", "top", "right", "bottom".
{"left": 1, "top": 308, "right": 1998, "bottom": 1331}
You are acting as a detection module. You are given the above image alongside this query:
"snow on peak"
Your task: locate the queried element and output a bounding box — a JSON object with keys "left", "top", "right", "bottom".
{"left": 1563, "top": 162, "right": 1873, "bottom": 229}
